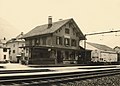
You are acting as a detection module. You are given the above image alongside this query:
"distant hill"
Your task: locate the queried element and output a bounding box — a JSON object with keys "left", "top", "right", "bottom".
{"left": 0, "top": 18, "right": 21, "bottom": 40}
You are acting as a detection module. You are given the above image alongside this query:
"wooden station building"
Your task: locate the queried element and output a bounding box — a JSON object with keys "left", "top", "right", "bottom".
{"left": 22, "top": 17, "right": 85, "bottom": 64}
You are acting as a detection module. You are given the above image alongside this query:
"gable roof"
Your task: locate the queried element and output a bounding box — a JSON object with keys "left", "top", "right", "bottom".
{"left": 22, "top": 18, "right": 85, "bottom": 40}
{"left": 0, "top": 38, "right": 7, "bottom": 48}
{"left": 7, "top": 32, "right": 25, "bottom": 43}
{"left": 0, "top": 39, "right": 6, "bottom": 44}
{"left": 16, "top": 32, "right": 24, "bottom": 39}
{"left": 114, "top": 46, "right": 120, "bottom": 49}
{"left": 87, "top": 42, "right": 113, "bottom": 51}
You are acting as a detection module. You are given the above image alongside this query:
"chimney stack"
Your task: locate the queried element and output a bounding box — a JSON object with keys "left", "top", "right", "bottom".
{"left": 21, "top": 32, "right": 24, "bottom": 35}
{"left": 3, "top": 37, "right": 6, "bottom": 40}
{"left": 59, "top": 19, "right": 63, "bottom": 21}
{"left": 48, "top": 16, "right": 52, "bottom": 28}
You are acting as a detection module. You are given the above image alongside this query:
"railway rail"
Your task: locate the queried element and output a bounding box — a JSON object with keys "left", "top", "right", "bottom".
{"left": 0, "top": 65, "right": 120, "bottom": 86}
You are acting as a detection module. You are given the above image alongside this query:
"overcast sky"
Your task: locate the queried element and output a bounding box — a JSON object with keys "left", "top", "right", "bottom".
{"left": 0, "top": 0, "right": 120, "bottom": 48}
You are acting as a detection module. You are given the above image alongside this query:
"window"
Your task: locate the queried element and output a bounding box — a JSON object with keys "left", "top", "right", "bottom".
{"left": 65, "top": 51, "right": 69, "bottom": 60}
{"left": 100, "top": 58, "right": 103, "bottom": 60}
{"left": 4, "top": 55, "right": 6, "bottom": 59}
{"left": 29, "top": 39, "right": 32, "bottom": 46}
{"left": 71, "top": 39, "right": 76, "bottom": 46}
{"left": 32, "top": 39, "right": 35, "bottom": 46}
{"left": 13, "top": 50, "right": 15, "bottom": 53}
{"left": 64, "top": 38, "right": 70, "bottom": 46}
{"left": 22, "top": 44, "right": 24, "bottom": 47}
{"left": 73, "top": 28, "right": 76, "bottom": 35}
{"left": 42, "top": 37, "right": 46, "bottom": 45}
{"left": 35, "top": 38, "right": 39, "bottom": 45}
{"left": 21, "top": 50, "right": 24, "bottom": 52}
{"left": 13, "top": 44, "right": 15, "bottom": 47}
{"left": 56, "top": 36, "right": 62, "bottom": 45}
{"left": 3, "top": 48, "right": 7, "bottom": 52}
{"left": 65, "top": 28, "right": 70, "bottom": 34}
{"left": 9, "top": 49, "right": 11, "bottom": 54}
{"left": 10, "top": 56, "right": 12, "bottom": 60}
{"left": 26, "top": 48, "right": 29, "bottom": 53}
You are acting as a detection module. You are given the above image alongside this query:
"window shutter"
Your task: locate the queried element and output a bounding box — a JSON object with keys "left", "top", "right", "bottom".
{"left": 56, "top": 36, "right": 58, "bottom": 45}
{"left": 60, "top": 37, "right": 62, "bottom": 45}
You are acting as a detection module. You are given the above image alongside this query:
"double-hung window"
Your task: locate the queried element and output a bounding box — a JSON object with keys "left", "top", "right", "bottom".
{"left": 65, "top": 28, "right": 70, "bottom": 34}
{"left": 71, "top": 39, "right": 76, "bottom": 46}
{"left": 64, "top": 38, "right": 70, "bottom": 46}
{"left": 42, "top": 37, "right": 46, "bottom": 45}
{"left": 56, "top": 36, "right": 62, "bottom": 45}
{"left": 3, "top": 48, "right": 7, "bottom": 52}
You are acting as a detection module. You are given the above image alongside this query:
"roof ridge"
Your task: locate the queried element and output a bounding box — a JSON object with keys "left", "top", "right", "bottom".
{"left": 34, "top": 18, "right": 72, "bottom": 28}
{"left": 87, "top": 42, "right": 106, "bottom": 46}
{"left": 23, "top": 18, "right": 72, "bottom": 38}
{"left": 87, "top": 42, "right": 113, "bottom": 51}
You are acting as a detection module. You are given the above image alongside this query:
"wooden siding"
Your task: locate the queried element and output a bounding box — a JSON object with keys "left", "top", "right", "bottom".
{"left": 52, "top": 22, "right": 80, "bottom": 49}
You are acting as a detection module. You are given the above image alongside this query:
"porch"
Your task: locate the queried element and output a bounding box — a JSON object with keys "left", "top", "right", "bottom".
{"left": 27, "top": 46, "right": 79, "bottom": 65}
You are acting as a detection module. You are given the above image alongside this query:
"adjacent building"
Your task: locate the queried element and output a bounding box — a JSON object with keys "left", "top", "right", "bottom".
{"left": 86, "top": 42, "right": 117, "bottom": 63}
{"left": 6, "top": 32, "right": 25, "bottom": 62}
{"left": 22, "top": 17, "right": 85, "bottom": 64}
{"left": 0, "top": 38, "right": 9, "bottom": 62}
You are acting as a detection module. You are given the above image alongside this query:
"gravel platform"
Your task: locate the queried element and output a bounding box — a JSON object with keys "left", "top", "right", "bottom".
{"left": 55, "top": 74, "right": 120, "bottom": 86}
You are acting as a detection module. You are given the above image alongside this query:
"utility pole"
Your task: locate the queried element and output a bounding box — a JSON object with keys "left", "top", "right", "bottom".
{"left": 84, "top": 29, "right": 120, "bottom": 64}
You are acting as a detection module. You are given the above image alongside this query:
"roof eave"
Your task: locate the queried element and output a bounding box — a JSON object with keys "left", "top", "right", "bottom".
{"left": 22, "top": 33, "right": 52, "bottom": 39}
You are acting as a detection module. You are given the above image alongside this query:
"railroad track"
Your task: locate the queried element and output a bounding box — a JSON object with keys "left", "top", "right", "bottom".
{"left": 0, "top": 66, "right": 120, "bottom": 86}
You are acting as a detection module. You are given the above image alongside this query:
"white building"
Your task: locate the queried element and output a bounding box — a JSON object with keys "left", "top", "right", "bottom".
{"left": 0, "top": 38, "right": 9, "bottom": 62}
{"left": 6, "top": 32, "right": 25, "bottom": 62}
{"left": 86, "top": 42, "right": 117, "bottom": 63}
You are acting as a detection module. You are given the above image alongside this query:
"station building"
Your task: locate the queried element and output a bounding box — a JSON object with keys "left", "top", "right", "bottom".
{"left": 22, "top": 17, "right": 85, "bottom": 64}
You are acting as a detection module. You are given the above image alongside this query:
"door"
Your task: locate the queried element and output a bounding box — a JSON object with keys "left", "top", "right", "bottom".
{"left": 57, "top": 51, "right": 63, "bottom": 63}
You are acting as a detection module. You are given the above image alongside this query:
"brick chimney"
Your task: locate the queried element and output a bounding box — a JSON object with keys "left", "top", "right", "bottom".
{"left": 48, "top": 16, "right": 52, "bottom": 28}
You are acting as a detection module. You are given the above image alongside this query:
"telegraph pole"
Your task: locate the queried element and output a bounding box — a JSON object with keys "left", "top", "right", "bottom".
{"left": 84, "top": 29, "right": 120, "bottom": 64}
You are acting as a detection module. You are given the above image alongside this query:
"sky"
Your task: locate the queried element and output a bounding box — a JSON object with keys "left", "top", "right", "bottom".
{"left": 0, "top": 0, "right": 120, "bottom": 48}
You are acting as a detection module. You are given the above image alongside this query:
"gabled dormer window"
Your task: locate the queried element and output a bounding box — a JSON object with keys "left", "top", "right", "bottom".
{"left": 65, "top": 28, "right": 70, "bottom": 34}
